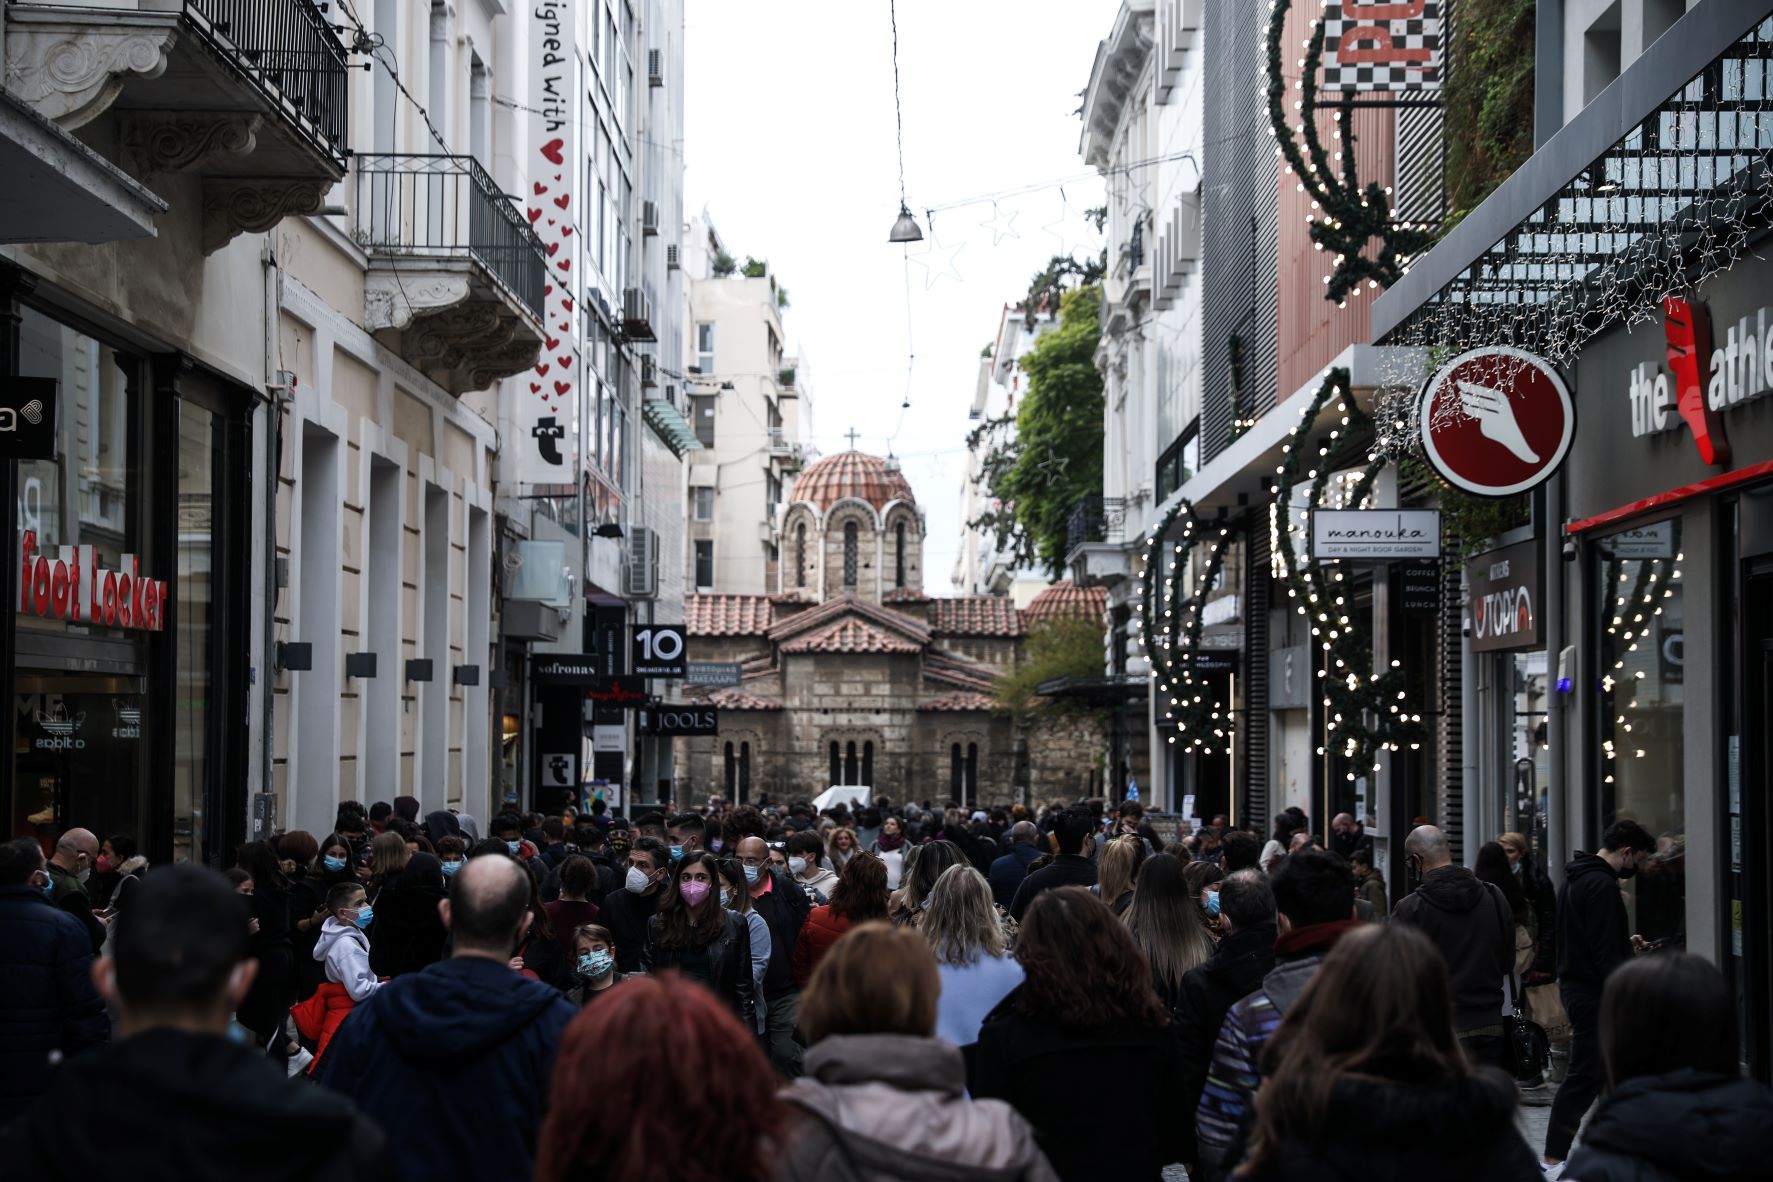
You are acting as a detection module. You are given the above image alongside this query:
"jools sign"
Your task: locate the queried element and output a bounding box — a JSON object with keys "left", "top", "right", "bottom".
{"left": 641, "top": 707, "right": 718, "bottom": 736}
{"left": 18, "top": 532, "right": 166, "bottom": 632}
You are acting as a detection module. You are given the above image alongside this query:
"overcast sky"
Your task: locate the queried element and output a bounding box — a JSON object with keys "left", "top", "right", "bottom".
{"left": 684, "top": 0, "right": 1113, "bottom": 595}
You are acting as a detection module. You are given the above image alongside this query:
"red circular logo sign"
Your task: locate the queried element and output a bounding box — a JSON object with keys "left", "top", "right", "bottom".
{"left": 1417, "top": 347, "right": 1574, "bottom": 497}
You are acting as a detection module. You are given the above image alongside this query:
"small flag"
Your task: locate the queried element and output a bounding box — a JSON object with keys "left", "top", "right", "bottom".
{"left": 1125, "top": 774, "right": 1140, "bottom": 802}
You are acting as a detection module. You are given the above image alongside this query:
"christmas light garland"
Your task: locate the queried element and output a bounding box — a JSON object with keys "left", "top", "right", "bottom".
{"left": 1136, "top": 498, "right": 1237, "bottom": 754}
{"left": 1264, "top": 0, "right": 1438, "bottom": 306}
{"left": 1270, "top": 366, "right": 1428, "bottom": 778}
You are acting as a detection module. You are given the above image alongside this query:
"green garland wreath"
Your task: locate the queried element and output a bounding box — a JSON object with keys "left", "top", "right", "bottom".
{"left": 1270, "top": 367, "right": 1428, "bottom": 778}
{"left": 1137, "top": 499, "right": 1236, "bottom": 755}
{"left": 1264, "top": 0, "right": 1438, "bottom": 306}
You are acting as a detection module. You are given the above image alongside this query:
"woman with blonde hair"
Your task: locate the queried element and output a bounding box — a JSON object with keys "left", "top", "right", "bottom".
{"left": 827, "top": 826, "right": 861, "bottom": 870}
{"left": 920, "top": 863, "right": 1024, "bottom": 1048}
{"left": 1093, "top": 834, "right": 1144, "bottom": 916}
{"left": 1122, "top": 851, "right": 1215, "bottom": 1015}
{"left": 779, "top": 923, "right": 1059, "bottom": 1182}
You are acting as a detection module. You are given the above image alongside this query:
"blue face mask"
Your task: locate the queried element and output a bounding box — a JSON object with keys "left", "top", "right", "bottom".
{"left": 40, "top": 876, "right": 54, "bottom": 900}
{"left": 577, "top": 949, "right": 614, "bottom": 979}
{"left": 506, "top": 840, "right": 522, "bottom": 856}
{"left": 1511, "top": 861, "right": 1523, "bottom": 875}
{"left": 1204, "top": 891, "right": 1221, "bottom": 918}
{"left": 323, "top": 855, "right": 348, "bottom": 873}
{"left": 743, "top": 864, "right": 761, "bottom": 884}
{"left": 668, "top": 844, "right": 685, "bottom": 862}
{"left": 441, "top": 860, "right": 462, "bottom": 877}
{"left": 352, "top": 905, "right": 374, "bottom": 930}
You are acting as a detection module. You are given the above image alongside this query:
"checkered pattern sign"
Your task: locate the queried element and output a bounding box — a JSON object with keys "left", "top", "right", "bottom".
{"left": 1321, "top": 2, "right": 1442, "bottom": 92}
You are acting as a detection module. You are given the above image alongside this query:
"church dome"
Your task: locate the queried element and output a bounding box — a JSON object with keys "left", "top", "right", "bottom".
{"left": 790, "top": 450, "right": 916, "bottom": 511}
{"left": 1023, "top": 581, "right": 1107, "bottom": 626}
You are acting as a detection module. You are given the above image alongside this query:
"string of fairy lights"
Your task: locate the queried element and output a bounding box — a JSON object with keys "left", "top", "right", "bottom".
{"left": 1133, "top": 498, "right": 1236, "bottom": 753}
{"left": 1598, "top": 547, "right": 1684, "bottom": 787}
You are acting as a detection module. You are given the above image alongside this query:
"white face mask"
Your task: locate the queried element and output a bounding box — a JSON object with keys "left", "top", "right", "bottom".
{"left": 788, "top": 856, "right": 808, "bottom": 876}
{"left": 624, "top": 866, "right": 652, "bottom": 894}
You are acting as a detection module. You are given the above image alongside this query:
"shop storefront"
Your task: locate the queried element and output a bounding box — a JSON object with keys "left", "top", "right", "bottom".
{"left": 1563, "top": 248, "right": 1773, "bottom": 1077}
{"left": 1, "top": 268, "right": 252, "bottom": 868}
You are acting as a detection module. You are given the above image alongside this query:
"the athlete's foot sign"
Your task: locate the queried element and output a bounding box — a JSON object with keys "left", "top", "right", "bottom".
{"left": 1457, "top": 380, "right": 1541, "bottom": 464}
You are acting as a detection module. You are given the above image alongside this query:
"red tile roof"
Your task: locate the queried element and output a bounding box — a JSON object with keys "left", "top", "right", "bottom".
{"left": 918, "top": 691, "right": 997, "bottom": 712}
{"left": 924, "top": 651, "right": 998, "bottom": 692}
{"left": 685, "top": 594, "right": 774, "bottom": 636}
{"left": 781, "top": 617, "right": 924, "bottom": 655}
{"left": 1022, "top": 581, "right": 1108, "bottom": 627}
{"left": 882, "top": 587, "right": 929, "bottom": 604}
{"left": 704, "top": 687, "right": 782, "bottom": 710}
{"left": 930, "top": 595, "right": 1024, "bottom": 637}
{"left": 767, "top": 594, "right": 932, "bottom": 648}
{"left": 790, "top": 451, "right": 917, "bottom": 511}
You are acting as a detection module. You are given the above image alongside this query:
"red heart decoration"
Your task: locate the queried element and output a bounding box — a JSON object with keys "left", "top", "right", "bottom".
{"left": 561, "top": 227, "right": 574, "bottom": 237}
{"left": 546, "top": 241, "right": 560, "bottom": 257}
{"left": 554, "top": 174, "right": 562, "bottom": 182}
{"left": 553, "top": 194, "right": 570, "bottom": 210}
{"left": 545, "top": 336, "right": 560, "bottom": 351}
{"left": 529, "top": 382, "right": 541, "bottom": 393}
{"left": 526, "top": 207, "right": 542, "bottom": 223}
{"left": 562, "top": 297, "right": 574, "bottom": 312}
{"left": 556, "top": 258, "right": 571, "bottom": 272}
{"left": 540, "top": 138, "right": 565, "bottom": 166}
{"left": 546, "top": 218, "right": 556, "bottom": 227}
{"left": 554, "top": 380, "right": 571, "bottom": 395}
{"left": 536, "top": 363, "right": 550, "bottom": 377}
{"left": 544, "top": 283, "right": 553, "bottom": 295}
{"left": 533, "top": 182, "right": 547, "bottom": 196}
{"left": 557, "top": 354, "right": 571, "bottom": 369}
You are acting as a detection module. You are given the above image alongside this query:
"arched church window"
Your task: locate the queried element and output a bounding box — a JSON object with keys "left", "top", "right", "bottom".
{"left": 843, "top": 522, "right": 858, "bottom": 587}
{"left": 895, "top": 522, "right": 907, "bottom": 588}
{"left": 966, "top": 743, "right": 978, "bottom": 807}
{"left": 950, "top": 744, "right": 962, "bottom": 799}
{"left": 862, "top": 741, "right": 874, "bottom": 787}
{"left": 796, "top": 523, "right": 808, "bottom": 588}
{"left": 830, "top": 742, "right": 841, "bottom": 787}
{"left": 739, "top": 741, "right": 752, "bottom": 801}
{"left": 724, "top": 742, "right": 736, "bottom": 797}
{"left": 845, "top": 741, "right": 859, "bottom": 785}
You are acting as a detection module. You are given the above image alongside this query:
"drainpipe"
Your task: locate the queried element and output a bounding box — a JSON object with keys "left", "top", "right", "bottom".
{"left": 260, "top": 238, "right": 281, "bottom": 824}
{"left": 1461, "top": 564, "right": 1480, "bottom": 865}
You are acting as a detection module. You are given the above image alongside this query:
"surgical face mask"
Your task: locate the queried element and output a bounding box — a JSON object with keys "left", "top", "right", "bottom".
{"left": 1511, "top": 860, "right": 1523, "bottom": 875}
{"left": 720, "top": 888, "right": 735, "bottom": 907}
{"left": 76, "top": 864, "right": 91, "bottom": 885}
{"left": 788, "top": 856, "right": 808, "bottom": 876}
{"left": 742, "top": 864, "right": 761, "bottom": 884}
{"left": 505, "top": 840, "right": 522, "bottom": 856}
{"left": 323, "top": 855, "right": 348, "bottom": 873}
{"left": 709, "top": 838, "right": 724, "bottom": 854}
{"left": 95, "top": 855, "right": 113, "bottom": 876}
{"left": 352, "top": 905, "right": 375, "bottom": 930}
{"left": 1204, "top": 891, "right": 1222, "bottom": 918}
{"left": 441, "top": 859, "right": 462, "bottom": 877}
{"left": 668, "top": 844, "right": 685, "bottom": 862}
{"left": 679, "top": 880, "right": 711, "bottom": 907}
{"left": 40, "top": 874, "right": 54, "bottom": 900}
{"left": 578, "top": 949, "right": 614, "bottom": 979}
{"left": 624, "top": 866, "right": 652, "bottom": 894}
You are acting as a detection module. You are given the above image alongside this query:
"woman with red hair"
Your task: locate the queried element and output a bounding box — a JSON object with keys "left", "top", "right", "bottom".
{"left": 535, "top": 974, "right": 787, "bottom": 1182}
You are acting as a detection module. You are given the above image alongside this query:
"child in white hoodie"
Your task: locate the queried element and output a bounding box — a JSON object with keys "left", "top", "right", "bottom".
{"left": 314, "top": 882, "right": 382, "bottom": 1002}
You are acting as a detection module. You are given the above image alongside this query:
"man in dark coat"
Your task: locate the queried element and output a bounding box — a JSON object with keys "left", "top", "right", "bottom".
{"left": 602, "top": 837, "right": 670, "bottom": 973}
{"left": 0, "top": 838, "right": 108, "bottom": 1124}
{"left": 988, "top": 822, "right": 1043, "bottom": 912}
{"left": 1009, "top": 808, "right": 1097, "bottom": 921}
{"left": 1543, "top": 819, "right": 1656, "bottom": 1166}
{"left": 43, "top": 828, "right": 105, "bottom": 952}
{"left": 0, "top": 863, "right": 386, "bottom": 1180}
{"left": 1390, "top": 824, "right": 1514, "bottom": 1070}
{"left": 1174, "top": 869, "right": 1276, "bottom": 1168}
{"left": 737, "top": 836, "right": 812, "bottom": 1077}
{"left": 319, "top": 854, "right": 574, "bottom": 1182}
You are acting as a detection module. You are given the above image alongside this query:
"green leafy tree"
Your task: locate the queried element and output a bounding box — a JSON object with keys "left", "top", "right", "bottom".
{"left": 712, "top": 249, "right": 737, "bottom": 277}
{"left": 994, "top": 617, "right": 1106, "bottom": 715}
{"left": 1443, "top": 0, "right": 1536, "bottom": 224}
{"left": 740, "top": 256, "right": 768, "bottom": 278}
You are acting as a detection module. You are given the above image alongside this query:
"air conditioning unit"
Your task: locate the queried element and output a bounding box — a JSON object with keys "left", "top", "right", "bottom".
{"left": 624, "top": 526, "right": 659, "bottom": 599}
{"left": 621, "top": 287, "right": 657, "bottom": 341}
{"left": 641, "top": 200, "right": 659, "bottom": 237}
{"left": 640, "top": 354, "right": 658, "bottom": 387}
{"left": 666, "top": 244, "right": 680, "bottom": 270}
{"left": 648, "top": 49, "right": 664, "bottom": 88}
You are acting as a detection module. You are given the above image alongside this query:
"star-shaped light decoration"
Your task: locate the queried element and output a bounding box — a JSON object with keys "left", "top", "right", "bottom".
{"left": 980, "top": 203, "right": 1020, "bottom": 247}
{"left": 1033, "top": 450, "right": 1070, "bottom": 483}
{"left": 908, "top": 235, "right": 965, "bottom": 289}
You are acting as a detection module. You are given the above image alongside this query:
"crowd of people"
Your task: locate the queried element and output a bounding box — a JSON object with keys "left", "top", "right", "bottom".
{"left": 1, "top": 791, "right": 1767, "bottom": 1181}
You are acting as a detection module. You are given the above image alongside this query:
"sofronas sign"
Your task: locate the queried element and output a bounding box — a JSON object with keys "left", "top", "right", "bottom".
{"left": 17, "top": 531, "right": 167, "bottom": 632}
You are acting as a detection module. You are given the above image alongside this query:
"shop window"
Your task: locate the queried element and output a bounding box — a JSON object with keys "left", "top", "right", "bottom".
{"left": 1595, "top": 520, "right": 1685, "bottom": 947}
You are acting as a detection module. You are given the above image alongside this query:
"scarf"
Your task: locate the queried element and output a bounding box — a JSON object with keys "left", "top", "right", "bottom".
{"left": 1274, "top": 917, "right": 1361, "bottom": 959}
{"left": 875, "top": 832, "right": 905, "bottom": 852}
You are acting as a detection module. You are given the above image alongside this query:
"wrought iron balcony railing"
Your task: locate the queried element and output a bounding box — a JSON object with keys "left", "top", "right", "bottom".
{"left": 1067, "top": 495, "right": 1128, "bottom": 552}
{"left": 354, "top": 153, "right": 547, "bottom": 322}
{"left": 182, "top": 0, "right": 349, "bottom": 163}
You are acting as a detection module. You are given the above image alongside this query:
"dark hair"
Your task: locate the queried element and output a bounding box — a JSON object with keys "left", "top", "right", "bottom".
{"left": 448, "top": 856, "right": 533, "bottom": 953}
{"left": 275, "top": 830, "right": 317, "bottom": 868}
{"left": 106, "top": 833, "right": 141, "bottom": 864}
{"left": 1350, "top": 847, "right": 1374, "bottom": 869}
{"left": 470, "top": 837, "right": 512, "bottom": 859}
{"left": 0, "top": 836, "right": 46, "bottom": 884}
{"left": 223, "top": 867, "right": 252, "bottom": 890}
{"left": 559, "top": 855, "right": 596, "bottom": 898}
{"left": 326, "top": 881, "right": 366, "bottom": 913}
{"left": 368, "top": 801, "right": 393, "bottom": 823}
{"left": 1218, "top": 869, "right": 1277, "bottom": 930}
{"left": 828, "top": 851, "right": 890, "bottom": 922}
{"left": 786, "top": 830, "right": 825, "bottom": 861}
{"left": 400, "top": 852, "right": 445, "bottom": 892}
{"left": 630, "top": 836, "right": 668, "bottom": 873}
{"left": 1602, "top": 819, "right": 1656, "bottom": 854}
{"left": 1246, "top": 923, "right": 1466, "bottom": 1175}
{"left": 492, "top": 813, "right": 524, "bottom": 838}
{"left": 668, "top": 812, "right": 706, "bottom": 841}
{"left": 1051, "top": 808, "right": 1094, "bottom": 856}
{"left": 1015, "top": 886, "right": 1170, "bottom": 1030}
{"left": 1272, "top": 814, "right": 1300, "bottom": 843}
{"left": 534, "top": 975, "right": 785, "bottom": 1182}
{"left": 655, "top": 852, "right": 726, "bottom": 950}
{"left": 904, "top": 839, "right": 966, "bottom": 909}
{"left": 317, "top": 833, "right": 354, "bottom": 865}
{"left": 1473, "top": 841, "right": 1528, "bottom": 925}
{"left": 437, "top": 835, "right": 467, "bottom": 860}
{"left": 1270, "top": 847, "right": 1355, "bottom": 928}
{"left": 1182, "top": 859, "right": 1223, "bottom": 899}
{"left": 1221, "top": 830, "right": 1261, "bottom": 873}
{"left": 114, "top": 865, "right": 251, "bottom": 1014}
{"left": 234, "top": 840, "right": 288, "bottom": 894}
{"left": 542, "top": 817, "right": 566, "bottom": 842}
{"left": 1601, "top": 953, "right": 1739, "bottom": 1087}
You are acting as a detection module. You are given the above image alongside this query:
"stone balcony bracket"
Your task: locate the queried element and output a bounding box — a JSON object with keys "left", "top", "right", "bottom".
{"left": 4, "top": 12, "right": 180, "bottom": 130}
{"left": 364, "top": 268, "right": 543, "bottom": 395}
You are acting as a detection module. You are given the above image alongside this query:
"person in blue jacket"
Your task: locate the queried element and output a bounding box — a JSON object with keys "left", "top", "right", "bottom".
{"left": 318, "top": 852, "right": 575, "bottom": 1182}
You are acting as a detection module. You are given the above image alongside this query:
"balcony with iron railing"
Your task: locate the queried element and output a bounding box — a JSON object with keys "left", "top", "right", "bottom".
{"left": 354, "top": 153, "right": 548, "bottom": 393}
{"left": 1066, "top": 495, "right": 1133, "bottom": 587}
{"left": 5, "top": 0, "right": 350, "bottom": 252}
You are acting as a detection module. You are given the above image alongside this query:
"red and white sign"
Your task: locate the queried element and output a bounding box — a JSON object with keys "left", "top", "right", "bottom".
{"left": 1418, "top": 347, "right": 1574, "bottom": 497}
{"left": 17, "top": 531, "right": 166, "bottom": 632}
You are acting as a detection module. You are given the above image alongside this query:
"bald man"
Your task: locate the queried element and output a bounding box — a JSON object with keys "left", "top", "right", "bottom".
{"left": 319, "top": 852, "right": 575, "bottom": 1181}
{"left": 46, "top": 828, "right": 104, "bottom": 952}
{"left": 1391, "top": 825, "right": 1515, "bottom": 1071}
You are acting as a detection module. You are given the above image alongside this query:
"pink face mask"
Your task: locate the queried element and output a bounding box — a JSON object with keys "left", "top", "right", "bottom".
{"left": 679, "top": 880, "right": 711, "bottom": 907}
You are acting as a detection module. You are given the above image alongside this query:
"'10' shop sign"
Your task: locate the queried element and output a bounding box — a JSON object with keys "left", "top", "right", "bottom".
{"left": 18, "top": 531, "right": 166, "bottom": 631}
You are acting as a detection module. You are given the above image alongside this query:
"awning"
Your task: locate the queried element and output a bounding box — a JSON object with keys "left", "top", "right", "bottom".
{"left": 0, "top": 88, "right": 165, "bottom": 244}
{"left": 1035, "top": 673, "right": 1150, "bottom": 703}
{"left": 642, "top": 396, "right": 704, "bottom": 458}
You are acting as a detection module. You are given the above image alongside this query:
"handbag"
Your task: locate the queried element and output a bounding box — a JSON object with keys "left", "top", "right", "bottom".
{"left": 1525, "top": 980, "right": 1573, "bottom": 1042}
{"left": 1504, "top": 974, "right": 1551, "bottom": 1083}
